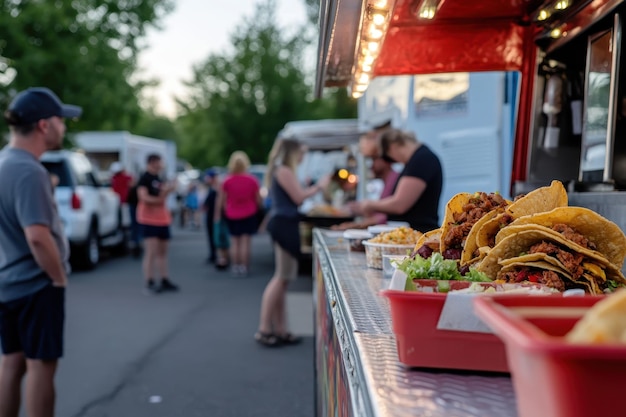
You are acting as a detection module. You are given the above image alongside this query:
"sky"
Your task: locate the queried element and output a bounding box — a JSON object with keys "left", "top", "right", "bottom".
{"left": 138, "top": 0, "right": 309, "bottom": 118}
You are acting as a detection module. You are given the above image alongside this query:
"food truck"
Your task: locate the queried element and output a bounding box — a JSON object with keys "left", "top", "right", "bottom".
{"left": 312, "top": 0, "right": 626, "bottom": 416}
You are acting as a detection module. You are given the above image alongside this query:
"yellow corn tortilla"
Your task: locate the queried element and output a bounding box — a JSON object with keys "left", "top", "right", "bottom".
{"left": 475, "top": 230, "right": 626, "bottom": 287}
{"left": 441, "top": 192, "right": 511, "bottom": 257}
{"left": 461, "top": 209, "right": 504, "bottom": 264}
{"left": 461, "top": 209, "right": 501, "bottom": 265}
{"left": 495, "top": 206, "right": 626, "bottom": 269}
{"left": 412, "top": 228, "right": 442, "bottom": 254}
{"left": 499, "top": 253, "right": 606, "bottom": 294}
{"left": 507, "top": 180, "right": 568, "bottom": 217}
{"left": 439, "top": 193, "right": 473, "bottom": 255}
{"left": 476, "top": 180, "right": 569, "bottom": 250}
{"left": 566, "top": 289, "right": 626, "bottom": 344}
{"left": 498, "top": 260, "right": 594, "bottom": 293}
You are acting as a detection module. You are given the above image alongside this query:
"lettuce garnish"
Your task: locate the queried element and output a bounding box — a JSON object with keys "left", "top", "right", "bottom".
{"left": 396, "top": 252, "right": 491, "bottom": 283}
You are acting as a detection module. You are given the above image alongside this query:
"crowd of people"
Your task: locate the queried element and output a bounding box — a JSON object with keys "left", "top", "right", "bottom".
{"left": 0, "top": 86, "right": 444, "bottom": 415}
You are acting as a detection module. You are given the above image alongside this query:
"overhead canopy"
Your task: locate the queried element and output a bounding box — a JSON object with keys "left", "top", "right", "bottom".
{"left": 315, "top": 0, "right": 549, "bottom": 97}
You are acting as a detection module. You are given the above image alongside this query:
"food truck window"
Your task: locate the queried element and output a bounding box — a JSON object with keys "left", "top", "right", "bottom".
{"left": 581, "top": 27, "right": 616, "bottom": 183}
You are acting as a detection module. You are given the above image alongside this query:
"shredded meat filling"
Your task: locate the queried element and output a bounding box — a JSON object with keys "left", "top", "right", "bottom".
{"left": 443, "top": 192, "right": 509, "bottom": 251}
{"left": 540, "top": 270, "right": 566, "bottom": 292}
{"left": 551, "top": 223, "right": 597, "bottom": 250}
{"left": 497, "top": 268, "right": 566, "bottom": 292}
{"left": 529, "top": 241, "right": 585, "bottom": 279}
{"left": 486, "top": 214, "right": 514, "bottom": 247}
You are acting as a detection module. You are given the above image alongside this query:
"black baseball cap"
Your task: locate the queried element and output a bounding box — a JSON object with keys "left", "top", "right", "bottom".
{"left": 6, "top": 87, "right": 82, "bottom": 125}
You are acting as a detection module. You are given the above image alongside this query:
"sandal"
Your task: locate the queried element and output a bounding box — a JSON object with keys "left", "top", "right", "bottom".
{"left": 276, "top": 332, "right": 302, "bottom": 345}
{"left": 254, "top": 331, "right": 281, "bottom": 347}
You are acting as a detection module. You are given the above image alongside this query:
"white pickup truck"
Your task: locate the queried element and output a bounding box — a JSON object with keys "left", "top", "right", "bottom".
{"left": 41, "top": 150, "right": 127, "bottom": 270}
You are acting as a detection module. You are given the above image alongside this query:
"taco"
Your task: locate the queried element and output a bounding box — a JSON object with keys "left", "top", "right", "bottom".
{"left": 476, "top": 180, "right": 568, "bottom": 249}
{"left": 495, "top": 206, "right": 626, "bottom": 268}
{"left": 476, "top": 229, "right": 626, "bottom": 294}
{"left": 496, "top": 260, "right": 592, "bottom": 293}
{"left": 411, "top": 228, "right": 442, "bottom": 259}
{"left": 439, "top": 192, "right": 509, "bottom": 260}
{"left": 461, "top": 209, "right": 502, "bottom": 265}
{"left": 566, "top": 289, "right": 626, "bottom": 344}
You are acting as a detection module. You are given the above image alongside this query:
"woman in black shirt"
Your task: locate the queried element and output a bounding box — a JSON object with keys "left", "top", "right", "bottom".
{"left": 350, "top": 128, "right": 443, "bottom": 232}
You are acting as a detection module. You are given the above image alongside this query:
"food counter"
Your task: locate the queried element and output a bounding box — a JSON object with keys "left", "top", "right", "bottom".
{"left": 312, "top": 228, "right": 518, "bottom": 417}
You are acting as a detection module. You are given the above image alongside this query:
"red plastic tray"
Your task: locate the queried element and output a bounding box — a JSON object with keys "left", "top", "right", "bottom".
{"left": 381, "top": 288, "right": 509, "bottom": 372}
{"left": 474, "top": 295, "right": 626, "bottom": 417}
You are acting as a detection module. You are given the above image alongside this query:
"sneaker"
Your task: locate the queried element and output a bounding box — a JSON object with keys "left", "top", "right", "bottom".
{"left": 159, "top": 279, "right": 180, "bottom": 292}
{"left": 144, "top": 280, "right": 161, "bottom": 295}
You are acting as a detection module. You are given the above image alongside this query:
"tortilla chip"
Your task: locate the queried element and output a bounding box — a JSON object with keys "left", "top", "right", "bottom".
{"left": 566, "top": 289, "right": 626, "bottom": 344}
{"left": 496, "top": 206, "right": 626, "bottom": 268}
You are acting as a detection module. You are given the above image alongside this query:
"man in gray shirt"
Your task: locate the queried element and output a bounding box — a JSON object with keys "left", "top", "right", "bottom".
{"left": 0, "top": 87, "right": 81, "bottom": 417}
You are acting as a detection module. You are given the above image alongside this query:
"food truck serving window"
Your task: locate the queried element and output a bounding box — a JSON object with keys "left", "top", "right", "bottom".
{"left": 581, "top": 27, "right": 616, "bottom": 182}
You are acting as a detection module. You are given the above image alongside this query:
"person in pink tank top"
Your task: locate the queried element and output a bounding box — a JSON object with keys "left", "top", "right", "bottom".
{"left": 215, "top": 151, "right": 262, "bottom": 275}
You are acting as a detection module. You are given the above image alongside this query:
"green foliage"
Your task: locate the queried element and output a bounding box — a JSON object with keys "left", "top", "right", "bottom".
{"left": 176, "top": 0, "right": 357, "bottom": 168}
{"left": 0, "top": 0, "right": 173, "bottom": 133}
{"left": 0, "top": 0, "right": 356, "bottom": 166}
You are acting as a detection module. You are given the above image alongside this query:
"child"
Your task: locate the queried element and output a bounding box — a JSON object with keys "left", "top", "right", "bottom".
{"left": 185, "top": 182, "right": 200, "bottom": 229}
{"left": 214, "top": 219, "right": 230, "bottom": 270}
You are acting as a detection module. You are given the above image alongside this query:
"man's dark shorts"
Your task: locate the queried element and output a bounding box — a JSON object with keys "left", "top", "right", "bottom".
{"left": 0, "top": 283, "right": 65, "bottom": 360}
{"left": 141, "top": 225, "right": 171, "bottom": 240}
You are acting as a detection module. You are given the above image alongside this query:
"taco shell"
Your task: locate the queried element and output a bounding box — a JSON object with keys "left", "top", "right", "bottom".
{"left": 566, "top": 289, "right": 626, "bottom": 344}
{"left": 495, "top": 206, "right": 626, "bottom": 268}
{"left": 499, "top": 260, "right": 594, "bottom": 293}
{"left": 412, "top": 228, "right": 442, "bottom": 253}
{"left": 461, "top": 209, "right": 501, "bottom": 265}
{"left": 475, "top": 229, "right": 626, "bottom": 287}
{"left": 440, "top": 193, "right": 473, "bottom": 254}
{"left": 506, "top": 180, "right": 568, "bottom": 218}
{"left": 475, "top": 180, "right": 569, "bottom": 250}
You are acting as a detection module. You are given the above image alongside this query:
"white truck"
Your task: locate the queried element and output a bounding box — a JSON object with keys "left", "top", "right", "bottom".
{"left": 41, "top": 150, "right": 126, "bottom": 270}
{"left": 73, "top": 131, "right": 177, "bottom": 181}
{"left": 75, "top": 130, "right": 179, "bottom": 214}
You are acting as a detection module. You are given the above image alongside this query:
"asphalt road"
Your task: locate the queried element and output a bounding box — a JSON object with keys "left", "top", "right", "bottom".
{"left": 50, "top": 226, "right": 314, "bottom": 417}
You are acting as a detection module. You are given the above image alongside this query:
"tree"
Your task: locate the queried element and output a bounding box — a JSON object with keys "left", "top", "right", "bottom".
{"left": 0, "top": 0, "right": 173, "bottom": 132}
{"left": 176, "top": 0, "right": 313, "bottom": 167}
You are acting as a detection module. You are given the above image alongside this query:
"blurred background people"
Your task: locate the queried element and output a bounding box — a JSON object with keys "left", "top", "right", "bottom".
{"left": 349, "top": 128, "right": 443, "bottom": 232}
{"left": 110, "top": 161, "right": 133, "bottom": 204}
{"left": 255, "top": 139, "right": 330, "bottom": 347}
{"left": 184, "top": 181, "right": 200, "bottom": 229}
{"left": 127, "top": 179, "right": 142, "bottom": 258}
{"left": 202, "top": 169, "right": 218, "bottom": 264}
{"left": 109, "top": 161, "right": 133, "bottom": 255}
{"left": 215, "top": 151, "right": 261, "bottom": 276}
{"left": 333, "top": 130, "right": 400, "bottom": 230}
{"left": 137, "top": 153, "right": 179, "bottom": 293}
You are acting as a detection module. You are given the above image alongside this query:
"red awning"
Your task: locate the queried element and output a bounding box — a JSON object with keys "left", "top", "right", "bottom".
{"left": 315, "top": 0, "right": 545, "bottom": 96}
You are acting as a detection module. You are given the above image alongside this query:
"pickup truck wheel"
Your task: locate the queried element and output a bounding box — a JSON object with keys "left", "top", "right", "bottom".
{"left": 75, "top": 225, "right": 99, "bottom": 270}
{"left": 111, "top": 211, "right": 129, "bottom": 257}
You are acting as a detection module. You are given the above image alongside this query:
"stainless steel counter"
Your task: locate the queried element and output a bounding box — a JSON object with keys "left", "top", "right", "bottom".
{"left": 313, "top": 229, "right": 518, "bottom": 417}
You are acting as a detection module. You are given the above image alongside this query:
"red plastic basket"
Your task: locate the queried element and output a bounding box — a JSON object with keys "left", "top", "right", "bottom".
{"left": 474, "top": 295, "right": 626, "bottom": 417}
{"left": 381, "top": 288, "right": 509, "bottom": 372}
